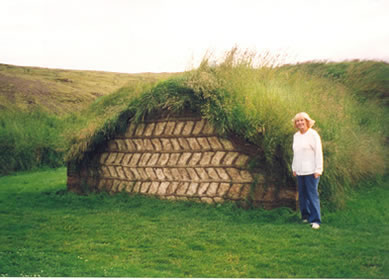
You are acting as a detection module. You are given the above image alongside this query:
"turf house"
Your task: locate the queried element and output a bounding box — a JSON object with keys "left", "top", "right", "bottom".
{"left": 66, "top": 69, "right": 298, "bottom": 210}
{"left": 65, "top": 54, "right": 388, "bottom": 211}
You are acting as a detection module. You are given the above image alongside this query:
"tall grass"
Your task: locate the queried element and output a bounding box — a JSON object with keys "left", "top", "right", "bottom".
{"left": 0, "top": 109, "right": 66, "bottom": 174}
{"left": 181, "top": 49, "right": 387, "bottom": 209}
{"left": 285, "top": 60, "right": 389, "bottom": 105}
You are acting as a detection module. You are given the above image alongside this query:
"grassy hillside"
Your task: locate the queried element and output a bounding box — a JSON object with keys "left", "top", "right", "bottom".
{"left": 0, "top": 63, "right": 174, "bottom": 114}
{"left": 283, "top": 60, "right": 389, "bottom": 105}
{"left": 0, "top": 64, "right": 174, "bottom": 174}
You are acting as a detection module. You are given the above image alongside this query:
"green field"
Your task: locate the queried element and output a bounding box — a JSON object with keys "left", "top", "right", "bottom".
{"left": 0, "top": 168, "right": 388, "bottom": 278}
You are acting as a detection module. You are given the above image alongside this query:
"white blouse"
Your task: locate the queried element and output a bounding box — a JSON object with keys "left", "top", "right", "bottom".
{"left": 292, "top": 128, "right": 323, "bottom": 176}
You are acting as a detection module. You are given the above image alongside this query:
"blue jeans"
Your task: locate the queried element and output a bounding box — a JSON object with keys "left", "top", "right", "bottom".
{"left": 297, "top": 174, "right": 321, "bottom": 224}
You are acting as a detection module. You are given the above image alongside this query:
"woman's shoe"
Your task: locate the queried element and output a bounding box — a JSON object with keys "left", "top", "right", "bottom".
{"left": 311, "top": 223, "right": 320, "bottom": 229}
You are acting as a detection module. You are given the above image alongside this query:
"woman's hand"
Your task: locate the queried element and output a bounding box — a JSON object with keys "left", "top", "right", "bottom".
{"left": 293, "top": 171, "right": 297, "bottom": 177}
{"left": 314, "top": 173, "right": 320, "bottom": 179}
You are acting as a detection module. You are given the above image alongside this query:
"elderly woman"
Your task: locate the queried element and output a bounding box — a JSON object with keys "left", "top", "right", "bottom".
{"left": 292, "top": 112, "right": 323, "bottom": 230}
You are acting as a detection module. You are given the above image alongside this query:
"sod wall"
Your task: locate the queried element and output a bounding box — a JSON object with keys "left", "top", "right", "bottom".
{"left": 67, "top": 114, "right": 297, "bottom": 209}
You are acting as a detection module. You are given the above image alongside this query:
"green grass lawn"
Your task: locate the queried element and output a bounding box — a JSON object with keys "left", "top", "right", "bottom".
{"left": 0, "top": 168, "right": 388, "bottom": 278}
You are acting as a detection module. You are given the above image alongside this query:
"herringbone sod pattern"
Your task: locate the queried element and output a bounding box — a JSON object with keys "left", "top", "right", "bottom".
{"left": 96, "top": 117, "right": 255, "bottom": 203}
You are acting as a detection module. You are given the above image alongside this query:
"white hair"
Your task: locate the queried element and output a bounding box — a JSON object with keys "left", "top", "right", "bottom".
{"left": 292, "top": 112, "right": 316, "bottom": 128}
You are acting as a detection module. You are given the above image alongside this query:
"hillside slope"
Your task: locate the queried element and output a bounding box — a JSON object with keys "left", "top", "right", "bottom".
{"left": 0, "top": 63, "right": 175, "bottom": 114}
{"left": 282, "top": 60, "right": 389, "bottom": 105}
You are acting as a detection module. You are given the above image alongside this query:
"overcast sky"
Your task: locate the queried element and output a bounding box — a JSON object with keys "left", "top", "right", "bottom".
{"left": 1, "top": 0, "right": 389, "bottom": 73}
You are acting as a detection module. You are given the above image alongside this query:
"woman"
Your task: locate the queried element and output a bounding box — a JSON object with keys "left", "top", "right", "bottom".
{"left": 292, "top": 112, "right": 323, "bottom": 229}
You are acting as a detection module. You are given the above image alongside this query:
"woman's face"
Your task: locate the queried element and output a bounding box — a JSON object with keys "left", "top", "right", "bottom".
{"left": 295, "top": 117, "right": 308, "bottom": 132}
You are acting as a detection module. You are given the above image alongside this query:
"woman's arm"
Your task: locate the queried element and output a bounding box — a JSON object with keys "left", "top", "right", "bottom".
{"left": 313, "top": 131, "right": 323, "bottom": 176}
{"left": 292, "top": 134, "right": 297, "bottom": 176}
